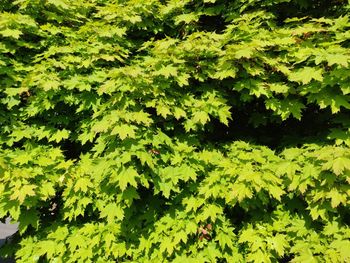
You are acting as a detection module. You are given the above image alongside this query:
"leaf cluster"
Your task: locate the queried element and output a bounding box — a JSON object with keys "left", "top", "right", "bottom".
{"left": 0, "top": 0, "right": 349, "bottom": 262}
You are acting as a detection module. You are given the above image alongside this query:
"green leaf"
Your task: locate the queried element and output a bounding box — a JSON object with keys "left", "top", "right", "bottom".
{"left": 18, "top": 209, "right": 39, "bottom": 234}
{"left": 238, "top": 228, "right": 256, "bottom": 244}
{"left": 40, "top": 182, "right": 56, "bottom": 199}
{"left": 100, "top": 203, "right": 124, "bottom": 224}
{"left": 235, "top": 47, "right": 254, "bottom": 59}
{"left": 47, "top": 0, "right": 69, "bottom": 9}
{"left": 216, "top": 232, "right": 235, "bottom": 250}
{"left": 122, "top": 187, "right": 140, "bottom": 205}
{"left": 192, "top": 111, "right": 210, "bottom": 125}
{"left": 156, "top": 104, "right": 172, "bottom": 118}
{"left": 126, "top": 15, "right": 142, "bottom": 24}
{"left": 111, "top": 124, "right": 136, "bottom": 140}
{"left": 158, "top": 180, "right": 173, "bottom": 198}
{"left": 199, "top": 204, "right": 223, "bottom": 221}
{"left": 289, "top": 67, "right": 323, "bottom": 84}
{"left": 326, "top": 53, "right": 349, "bottom": 67}
{"left": 37, "top": 240, "right": 57, "bottom": 258}
{"left": 265, "top": 98, "right": 305, "bottom": 120}
{"left": 67, "top": 234, "right": 86, "bottom": 250}
{"left": 10, "top": 184, "right": 36, "bottom": 204}
{"left": 49, "top": 129, "right": 70, "bottom": 143}
{"left": 42, "top": 79, "right": 60, "bottom": 91}
{"left": 268, "top": 83, "right": 290, "bottom": 94}
{"left": 118, "top": 167, "right": 139, "bottom": 191}
{"left": 173, "top": 107, "right": 187, "bottom": 119}
{"left": 327, "top": 189, "right": 346, "bottom": 208}
{"left": 0, "top": 28, "right": 22, "bottom": 39}
{"left": 269, "top": 234, "right": 288, "bottom": 256}
{"left": 268, "top": 185, "right": 285, "bottom": 201}
{"left": 232, "top": 183, "right": 253, "bottom": 202}
{"left": 156, "top": 65, "right": 178, "bottom": 78}
{"left": 74, "top": 178, "right": 93, "bottom": 192}
{"left": 332, "top": 157, "right": 350, "bottom": 175}
{"left": 175, "top": 230, "right": 188, "bottom": 244}
{"left": 175, "top": 13, "right": 199, "bottom": 25}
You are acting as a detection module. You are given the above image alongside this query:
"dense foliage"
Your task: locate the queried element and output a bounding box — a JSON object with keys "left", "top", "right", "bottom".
{"left": 1, "top": 0, "right": 350, "bottom": 262}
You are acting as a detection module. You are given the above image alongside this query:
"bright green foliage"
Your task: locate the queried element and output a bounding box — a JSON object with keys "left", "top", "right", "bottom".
{"left": 0, "top": 0, "right": 350, "bottom": 262}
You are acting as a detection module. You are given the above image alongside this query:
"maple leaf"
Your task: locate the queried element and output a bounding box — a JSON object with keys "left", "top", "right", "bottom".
{"left": 156, "top": 65, "right": 178, "bottom": 78}
{"left": 122, "top": 187, "right": 140, "bottom": 205}
{"left": 111, "top": 124, "right": 136, "bottom": 140}
{"left": 67, "top": 234, "right": 86, "bottom": 250}
{"left": 49, "top": 129, "right": 70, "bottom": 143}
{"left": 100, "top": 203, "right": 124, "bottom": 224}
{"left": 74, "top": 178, "right": 93, "bottom": 192}
{"left": 175, "top": 13, "right": 199, "bottom": 25}
{"left": 159, "top": 236, "right": 175, "bottom": 255}
{"left": 326, "top": 53, "right": 349, "bottom": 67}
{"left": 158, "top": 180, "right": 173, "bottom": 198}
{"left": 269, "top": 234, "right": 288, "bottom": 256}
{"left": 13, "top": 152, "right": 31, "bottom": 164}
{"left": 235, "top": 47, "right": 254, "bottom": 59}
{"left": 340, "top": 82, "right": 350, "bottom": 95}
{"left": 118, "top": 167, "right": 139, "bottom": 191}
{"left": 199, "top": 204, "right": 223, "bottom": 221}
{"left": 40, "top": 182, "right": 56, "bottom": 199}
{"left": 268, "top": 185, "right": 285, "bottom": 201}
{"left": 18, "top": 208, "right": 39, "bottom": 234}
{"left": 173, "top": 107, "right": 187, "bottom": 119}
{"left": 288, "top": 67, "right": 323, "bottom": 84}
{"left": 10, "top": 184, "right": 36, "bottom": 204}
{"left": 156, "top": 104, "right": 171, "bottom": 118}
{"left": 176, "top": 74, "right": 190, "bottom": 87}
{"left": 238, "top": 228, "right": 256, "bottom": 244}
{"left": 126, "top": 15, "right": 142, "bottom": 24}
{"left": 42, "top": 79, "right": 60, "bottom": 91}
{"left": 0, "top": 28, "right": 22, "bottom": 39}
{"left": 37, "top": 240, "right": 57, "bottom": 258}
{"left": 232, "top": 183, "right": 253, "bottom": 202}
{"left": 192, "top": 111, "right": 210, "bottom": 125}
{"left": 327, "top": 189, "right": 346, "bottom": 208}
{"left": 331, "top": 157, "right": 350, "bottom": 175}
{"left": 216, "top": 232, "right": 235, "bottom": 250}
{"left": 268, "top": 83, "right": 290, "bottom": 94}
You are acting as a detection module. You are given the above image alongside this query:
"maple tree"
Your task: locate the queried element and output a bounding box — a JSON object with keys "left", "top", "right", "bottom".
{"left": 0, "top": 0, "right": 350, "bottom": 262}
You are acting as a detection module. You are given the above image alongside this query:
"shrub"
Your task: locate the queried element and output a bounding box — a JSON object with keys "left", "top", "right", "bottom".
{"left": 0, "top": 0, "right": 349, "bottom": 262}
